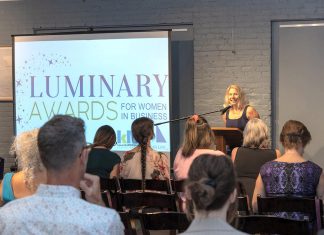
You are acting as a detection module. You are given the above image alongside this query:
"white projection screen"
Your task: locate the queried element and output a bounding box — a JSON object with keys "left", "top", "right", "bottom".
{"left": 13, "top": 31, "right": 171, "bottom": 154}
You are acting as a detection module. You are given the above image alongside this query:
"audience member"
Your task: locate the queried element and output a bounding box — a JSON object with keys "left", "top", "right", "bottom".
{"left": 222, "top": 84, "right": 259, "bottom": 131}
{"left": 0, "top": 115, "right": 123, "bottom": 234}
{"left": 86, "top": 125, "right": 121, "bottom": 179}
{"left": 174, "top": 115, "right": 224, "bottom": 181}
{"left": 120, "top": 117, "right": 170, "bottom": 188}
{"left": 0, "top": 129, "right": 46, "bottom": 205}
{"left": 231, "top": 118, "right": 280, "bottom": 201}
{"left": 181, "top": 154, "right": 247, "bottom": 235}
{"left": 252, "top": 120, "right": 324, "bottom": 214}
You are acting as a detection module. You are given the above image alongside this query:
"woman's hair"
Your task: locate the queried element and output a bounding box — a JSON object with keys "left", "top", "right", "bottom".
{"left": 224, "top": 84, "right": 248, "bottom": 110}
{"left": 280, "top": 120, "right": 311, "bottom": 149}
{"left": 181, "top": 115, "right": 215, "bottom": 157}
{"left": 10, "top": 129, "right": 44, "bottom": 191}
{"left": 242, "top": 118, "right": 270, "bottom": 149}
{"left": 186, "top": 154, "right": 236, "bottom": 212}
{"left": 131, "top": 117, "right": 154, "bottom": 190}
{"left": 93, "top": 125, "right": 116, "bottom": 149}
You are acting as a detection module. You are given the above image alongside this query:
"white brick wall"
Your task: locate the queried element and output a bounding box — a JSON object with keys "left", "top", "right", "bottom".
{"left": 1, "top": 0, "right": 324, "bottom": 171}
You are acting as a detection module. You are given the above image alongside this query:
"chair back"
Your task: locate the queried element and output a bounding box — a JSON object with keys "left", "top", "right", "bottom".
{"left": 237, "top": 196, "right": 250, "bottom": 215}
{"left": 235, "top": 215, "right": 310, "bottom": 235}
{"left": 257, "top": 196, "right": 323, "bottom": 231}
{"left": 119, "top": 211, "right": 137, "bottom": 235}
{"left": 0, "top": 157, "right": 4, "bottom": 180}
{"left": 139, "top": 212, "right": 190, "bottom": 235}
{"left": 171, "top": 179, "right": 185, "bottom": 193}
{"left": 119, "top": 178, "right": 172, "bottom": 193}
{"left": 100, "top": 177, "right": 120, "bottom": 191}
{"left": 116, "top": 191, "right": 178, "bottom": 212}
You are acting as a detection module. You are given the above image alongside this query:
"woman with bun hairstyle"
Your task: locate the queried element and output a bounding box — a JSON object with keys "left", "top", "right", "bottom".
{"left": 120, "top": 117, "right": 170, "bottom": 189}
{"left": 182, "top": 154, "right": 247, "bottom": 234}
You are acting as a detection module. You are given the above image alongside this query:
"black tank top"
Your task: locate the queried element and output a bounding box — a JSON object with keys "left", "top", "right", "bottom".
{"left": 225, "top": 105, "right": 249, "bottom": 131}
{"left": 234, "top": 147, "right": 276, "bottom": 179}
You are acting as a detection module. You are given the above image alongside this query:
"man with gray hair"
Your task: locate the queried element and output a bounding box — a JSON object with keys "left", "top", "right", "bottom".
{"left": 0, "top": 115, "right": 124, "bottom": 234}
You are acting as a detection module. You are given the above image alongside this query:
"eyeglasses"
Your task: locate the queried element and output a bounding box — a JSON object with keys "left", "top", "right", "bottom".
{"left": 79, "top": 143, "right": 93, "bottom": 158}
{"left": 83, "top": 142, "right": 93, "bottom": 150}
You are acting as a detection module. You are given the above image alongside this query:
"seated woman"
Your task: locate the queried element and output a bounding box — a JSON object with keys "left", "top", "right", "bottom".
{"left": 222, "top": 84, "right": 259, "bottom": 132}
{"left": 173, "top": 115, "right": 225, "bottom": 181}
{"left": 120, "top": 117, "right": 170, "bottom": 184}
{"left": 86, "top": 125, "right": 121, "bottom": 179}
{"left": 0, "top": 129, "right": 46, "bottom": 205}
{"left": 182, "top": 154, "right": 247, "bottom": 234}
{"left": 232, "top": 118, "right": 280, "bottom": 202}
{"left": 252, "top": 120, "right": 324, "bottom": 216}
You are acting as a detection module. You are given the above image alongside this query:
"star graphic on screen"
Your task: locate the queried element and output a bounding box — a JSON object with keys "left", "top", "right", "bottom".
{"left": 49, "top": 60, "right": 53, "bottom": 65}
{"left": 16, "top": 80, "right": 22, "bottom": 87}
{"left": 16, "top": 116, "right": 22, "bottom": 124}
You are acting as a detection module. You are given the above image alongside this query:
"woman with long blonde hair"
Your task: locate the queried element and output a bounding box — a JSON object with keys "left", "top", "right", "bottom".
{"left": 222, "top": 84, "right": 259, "bottom": 131}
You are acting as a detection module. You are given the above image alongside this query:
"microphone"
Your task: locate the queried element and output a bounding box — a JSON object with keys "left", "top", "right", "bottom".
{"left": 154, "top": 105, "right": 232, "bottom": 126}
{"left": 220, "top": 105, "right": 232, "bottom": 115}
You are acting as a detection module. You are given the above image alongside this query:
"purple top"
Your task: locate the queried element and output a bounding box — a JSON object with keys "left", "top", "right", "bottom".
{"left": 260, "top": 161, "right": 322, "bottom": 197}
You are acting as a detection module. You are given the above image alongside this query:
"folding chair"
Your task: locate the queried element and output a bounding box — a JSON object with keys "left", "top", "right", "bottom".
{"left": 235, "top": 215, "right": 310, "bottom": 235}
{"left": 138, "top": 211, "right": 190, "bottom": 235}
{"left": 237, "top": 195, "right": 250, "bottom": 215}
{"left": 257, "top": 196, "right": 323, "bottom": 232}
{"left": 119, "top": 178, "right": 172, "bottom": 193}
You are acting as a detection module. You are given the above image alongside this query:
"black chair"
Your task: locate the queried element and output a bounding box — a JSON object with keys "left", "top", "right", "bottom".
{"left": 0, "top": 157, "right": 4, "bottom": 180}
{"left": 116, "top": 191, "right": 178, "bottom": 212}
{"left": 119, "top": 211, "right": 137, "bottom": 235}
{"left": 257, "top": 196, "right": 323, "bottom": 232}
{"left": 138, "top": 212, "right": 190, "bottom": 235}
{"left": 99, "top": 177, "right": 121, "bottom": 208}
{"left": 235, "top": 215, "right": 310, "bottom": 235}
{"left": 171, "top": 179, "right": 185, "bottom": 193}
{"left": 100, "top": 177, "right": 120, "bottom": 191}
{"left": 237, "top": 195, "right": 250, "bottom": 215}
{"left": 119, "top": 178, "right": 172, "bottom": 193}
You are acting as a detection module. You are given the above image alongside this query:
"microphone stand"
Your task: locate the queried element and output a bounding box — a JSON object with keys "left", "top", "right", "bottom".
{"left": 154, "top": 106, "right": 231, "bottom": 126}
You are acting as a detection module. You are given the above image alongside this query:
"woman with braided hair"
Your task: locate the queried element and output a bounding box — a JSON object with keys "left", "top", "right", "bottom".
{"left": 120, "top": 117, "right": 170, "bottom": 187}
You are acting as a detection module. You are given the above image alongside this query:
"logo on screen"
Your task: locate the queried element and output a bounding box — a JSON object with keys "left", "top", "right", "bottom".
{"left": 116, "top": 126, "right": 166, "bottom": 144}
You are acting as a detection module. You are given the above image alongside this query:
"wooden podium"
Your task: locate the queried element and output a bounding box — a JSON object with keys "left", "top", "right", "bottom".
{"left": 211, "top": 127, "right": 243, "bottom": 153}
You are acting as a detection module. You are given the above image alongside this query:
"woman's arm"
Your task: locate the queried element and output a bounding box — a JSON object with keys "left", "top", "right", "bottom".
{"left": 316, "top": 172, "right": 324, "bottom": 200}
{"left": 231, "top": 147, "right": 238, "bottom": 162}
{"left": 246, "top": 106, "right": 260, "bottom": 119}
{"left": 221, "top": 113, "right": 226, "bottom": 124}
{"left": 0, "top": 180, "right": 3, "bottom": 205}
{"left": 110, "top": 164, "right": 120, "bottom": 179}
{"left": 252, "top": 174, "right": 265, "bottom": 212}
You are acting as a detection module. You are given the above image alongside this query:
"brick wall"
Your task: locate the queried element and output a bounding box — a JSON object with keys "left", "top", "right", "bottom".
{"left": 1, "top": 0, "right": 324, "bottom": 171}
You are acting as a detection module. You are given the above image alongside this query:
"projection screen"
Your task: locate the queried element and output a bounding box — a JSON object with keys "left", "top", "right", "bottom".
{"left": 13, "top": 31, "right": 171, "bottom": 153}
